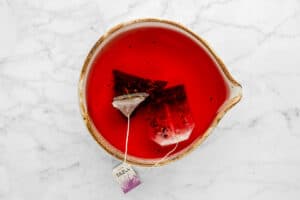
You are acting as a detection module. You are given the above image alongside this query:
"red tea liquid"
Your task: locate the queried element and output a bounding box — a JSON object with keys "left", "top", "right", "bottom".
{"left": 86, "top": 25, "right": 229, "bottom": 159}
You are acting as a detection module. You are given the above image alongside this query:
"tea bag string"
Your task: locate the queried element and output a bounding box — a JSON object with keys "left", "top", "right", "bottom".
{"left": 153, "top": 141, "right": 178, "bottom": 167}
{"left": 123, "top": 115, "right": 130, "bottom": 163}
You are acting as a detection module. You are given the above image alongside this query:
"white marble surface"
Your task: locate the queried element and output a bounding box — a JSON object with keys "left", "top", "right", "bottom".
{"left": 1, "top": 0, "right": 300, "bottom": 199}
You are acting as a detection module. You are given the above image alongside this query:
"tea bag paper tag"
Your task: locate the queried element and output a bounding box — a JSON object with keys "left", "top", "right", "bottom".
{"left": 112, "top": 163, "right": 141, "bottom": 193}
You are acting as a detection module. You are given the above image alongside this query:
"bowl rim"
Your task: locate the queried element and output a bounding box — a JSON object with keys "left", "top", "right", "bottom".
{"left": 78, "top": 18, "right": 242, "bottom": 167}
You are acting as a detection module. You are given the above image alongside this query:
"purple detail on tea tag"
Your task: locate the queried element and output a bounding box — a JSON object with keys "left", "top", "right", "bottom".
{"left": 112, "top": 163, "right": 141, "bottom": 193}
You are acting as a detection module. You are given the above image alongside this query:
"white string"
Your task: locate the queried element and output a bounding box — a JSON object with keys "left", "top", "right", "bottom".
{"left": 123, "top": 115, "right": 130, "bottom": 163}
{"left": 153, "top": 141, "right": 179, "bottom": 167}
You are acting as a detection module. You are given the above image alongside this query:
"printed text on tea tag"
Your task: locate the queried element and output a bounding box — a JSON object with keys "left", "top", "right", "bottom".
{"left": 112, "top": 163, "right": 141, "bottom": 193}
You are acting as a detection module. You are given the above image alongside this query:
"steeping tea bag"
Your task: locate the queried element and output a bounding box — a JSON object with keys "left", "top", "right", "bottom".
{"left": 147, "top": 85, "right": 195, "bottom": 146}
{"left": 112, "top": 70, "right": 167, "bottom": 193}
{"left": 112, "top": 93, "right": 148, "bottom": 193}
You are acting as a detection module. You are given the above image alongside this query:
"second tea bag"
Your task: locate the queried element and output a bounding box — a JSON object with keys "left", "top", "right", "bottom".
{"left": 147, "top": 85, "right": 195, "bottom": 146}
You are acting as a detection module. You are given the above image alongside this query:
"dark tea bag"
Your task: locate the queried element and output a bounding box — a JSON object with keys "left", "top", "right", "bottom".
{"left": 112, "top": 93, "right": 145, "bottom": 193}
{"left": 112, "top": 70, "right": 159, "bottom": 193}
{"left": 148, "top": 85, "right": 195, "bottom": 146}
{"left": 113, "top": 70, "right": 167, "bottom": 97}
